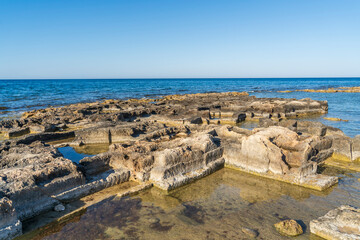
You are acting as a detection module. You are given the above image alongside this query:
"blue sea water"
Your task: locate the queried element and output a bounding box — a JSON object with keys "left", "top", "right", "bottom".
{"left": 0, "top": 78, "right": 359, "bottom": 136}
{"left": 58, "top": 146, "right": 93, "bottom": 164}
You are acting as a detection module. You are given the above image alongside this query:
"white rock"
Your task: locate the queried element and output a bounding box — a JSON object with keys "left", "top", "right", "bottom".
{"left": 310, "top": 205, "right": 360, "bottom": 240}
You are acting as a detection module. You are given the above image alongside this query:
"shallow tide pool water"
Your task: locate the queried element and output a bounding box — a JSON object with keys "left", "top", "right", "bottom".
{"left": 21, "top": 166, "right": 360, "bottom": 240}
{"left": 57, "top": 144, "right": 110, "bottom": 163}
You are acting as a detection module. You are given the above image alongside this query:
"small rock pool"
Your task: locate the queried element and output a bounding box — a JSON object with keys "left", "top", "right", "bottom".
{"left": 58, "top": 146, "right": 93, "bottom": 164}
{"left": 57, "top": 144, "right": 110, "bottom": 163}
{"left": 17, "top": 165, "right": 360, "bottom": 240}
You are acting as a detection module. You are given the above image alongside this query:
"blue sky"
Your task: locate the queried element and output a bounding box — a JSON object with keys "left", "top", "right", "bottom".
{"left": 0, "top": 0, "right": 359, "bottom": 79}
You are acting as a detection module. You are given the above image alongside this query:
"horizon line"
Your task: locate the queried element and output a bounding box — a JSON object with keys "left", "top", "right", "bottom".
{"left": 1, "top": 76, "right": 360, "bottom": 80}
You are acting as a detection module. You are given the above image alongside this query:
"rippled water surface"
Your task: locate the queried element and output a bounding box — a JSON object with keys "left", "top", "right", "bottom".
{"left": 20, "top": 166, "right": 360, "bottom": 240}
{"left": 1, "top": 78, "right": 360, "bottom": 136}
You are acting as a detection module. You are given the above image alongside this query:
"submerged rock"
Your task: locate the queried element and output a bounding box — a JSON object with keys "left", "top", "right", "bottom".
{"left": 274, "top": 219, "right": 303, "bottom": 237}
{"left": 324, "top": 117, "right": 349, "bottom": 122}
{"left": 0, "top": 197, "right": 22, "bottom": 240}
{"left": 241, "top": 227, "right": 258, "bottom": 238}
{"left": 54, "top": 204, "right": 65, "bottom": 212}
{"left": 310, "top": 205, "right": 360, "bottom": 240}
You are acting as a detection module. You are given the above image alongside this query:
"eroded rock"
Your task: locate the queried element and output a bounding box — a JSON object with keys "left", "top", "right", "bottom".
{"left": 222, "top": 126, "right": 337, "bottom": 190}
{"left": 274, "top": 219, "right": 303, "bottom": 237}
{"left": 0, "top": 92, "right": 349, "bottom": 239}
{"left": 80, "top": 131, "right": 224, "bottom": 191}
{"left": 310, "top": 205, "right": 360, "bottom": 240}
{"left": 0, "top": 142, "right": 85, "bottom": 220}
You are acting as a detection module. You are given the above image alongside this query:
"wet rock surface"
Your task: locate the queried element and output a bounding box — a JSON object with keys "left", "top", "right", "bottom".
{"left": 310, "top": 205, "right": 360, "bottom": 240}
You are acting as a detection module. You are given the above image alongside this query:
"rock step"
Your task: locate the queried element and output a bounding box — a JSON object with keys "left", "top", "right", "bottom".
{"left": 53, "top": 169, "right": 130, "bottom": 202}
{"left": 225, "top": 164, "right": 338, "bottom": 191}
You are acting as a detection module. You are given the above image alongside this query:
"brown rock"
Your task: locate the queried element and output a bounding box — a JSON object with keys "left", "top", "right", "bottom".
{"left": 274, "top": 219, "right": 303, "bottom": 237}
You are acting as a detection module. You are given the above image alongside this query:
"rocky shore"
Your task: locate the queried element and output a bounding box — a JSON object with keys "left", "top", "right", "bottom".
{"left": 278, "top": 86, "right": 360, "bottom": 93}
{"left": 0, "top": 92, "right": 359, "bottom": 239}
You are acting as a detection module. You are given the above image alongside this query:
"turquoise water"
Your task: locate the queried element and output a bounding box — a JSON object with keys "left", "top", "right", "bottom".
{"left": 1, "top": 78, "right": 359, "bottom": 136}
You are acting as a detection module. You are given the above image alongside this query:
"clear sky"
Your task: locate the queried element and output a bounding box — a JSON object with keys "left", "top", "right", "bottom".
{"left": 0, "top": 0, "right": 359, "bottom": 79}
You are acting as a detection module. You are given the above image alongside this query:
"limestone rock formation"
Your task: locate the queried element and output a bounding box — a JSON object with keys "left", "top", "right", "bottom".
{"left": 0, "top": 92, "right": 328, "bottom": 140}
{"left": 79, "top": 132, "right": 224, "bottom": 191}
{"left": 259, "top": 118, "right": 360, "bottom": 162}
{"left": 222, "top": 126, "right": 337, "bottom": 190}
{"left": 0, "top": 92, "right": 349, "bottom": 239}
{"left": 310, "top": 205, "right": 360, "bottom": 240}
{"left": 0, "top": 141, "right": 85, "bottom": 220}
{"left": 149, "top": 133, "right": 224, "bottom": 190}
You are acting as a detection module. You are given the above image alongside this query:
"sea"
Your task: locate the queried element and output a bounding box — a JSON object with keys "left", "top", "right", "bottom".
{"left": 1, "top": 78, "right": 359, "bottom": 136}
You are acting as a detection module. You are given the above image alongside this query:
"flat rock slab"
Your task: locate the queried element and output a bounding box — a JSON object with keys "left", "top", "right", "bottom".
{"left": 310, "top": 205, "right": 360, "bottom": 240}
{"left": 226, "top": 164, "right": 338, "bottom": 191}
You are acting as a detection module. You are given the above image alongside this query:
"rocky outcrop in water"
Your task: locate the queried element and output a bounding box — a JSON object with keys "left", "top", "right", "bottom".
{"left": 0, "top": 92, "right": 353, "bottom": 239}
{"left": 279, "top": 86, "right": 360, "bottom": 93}
{"left": 220, "top": 125, "right": 337, "bottom": 190}
{"left": 0, "top": 140, "right": 130, "bottom": 224}
{"left": 259, "top": 118, "right": 360, "bottom": 162}
{"left": 0, "top": 142, "right": 84, "bottom": 220}
{"left": 78, "top": 130, "right": 224, "bottom": 191}
{"left": 0, "top": 92, "right": 328, "bottom": 139}
{"left": 310, "top": 205, "right": 360, "bottom": 240}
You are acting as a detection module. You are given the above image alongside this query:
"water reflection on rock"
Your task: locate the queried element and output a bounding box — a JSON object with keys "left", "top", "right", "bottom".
{"left": 72, "top": 143, "right": 109, "bottom": 155}
{"left": 21, "top": 167, "right": 360, "bottom": 240}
